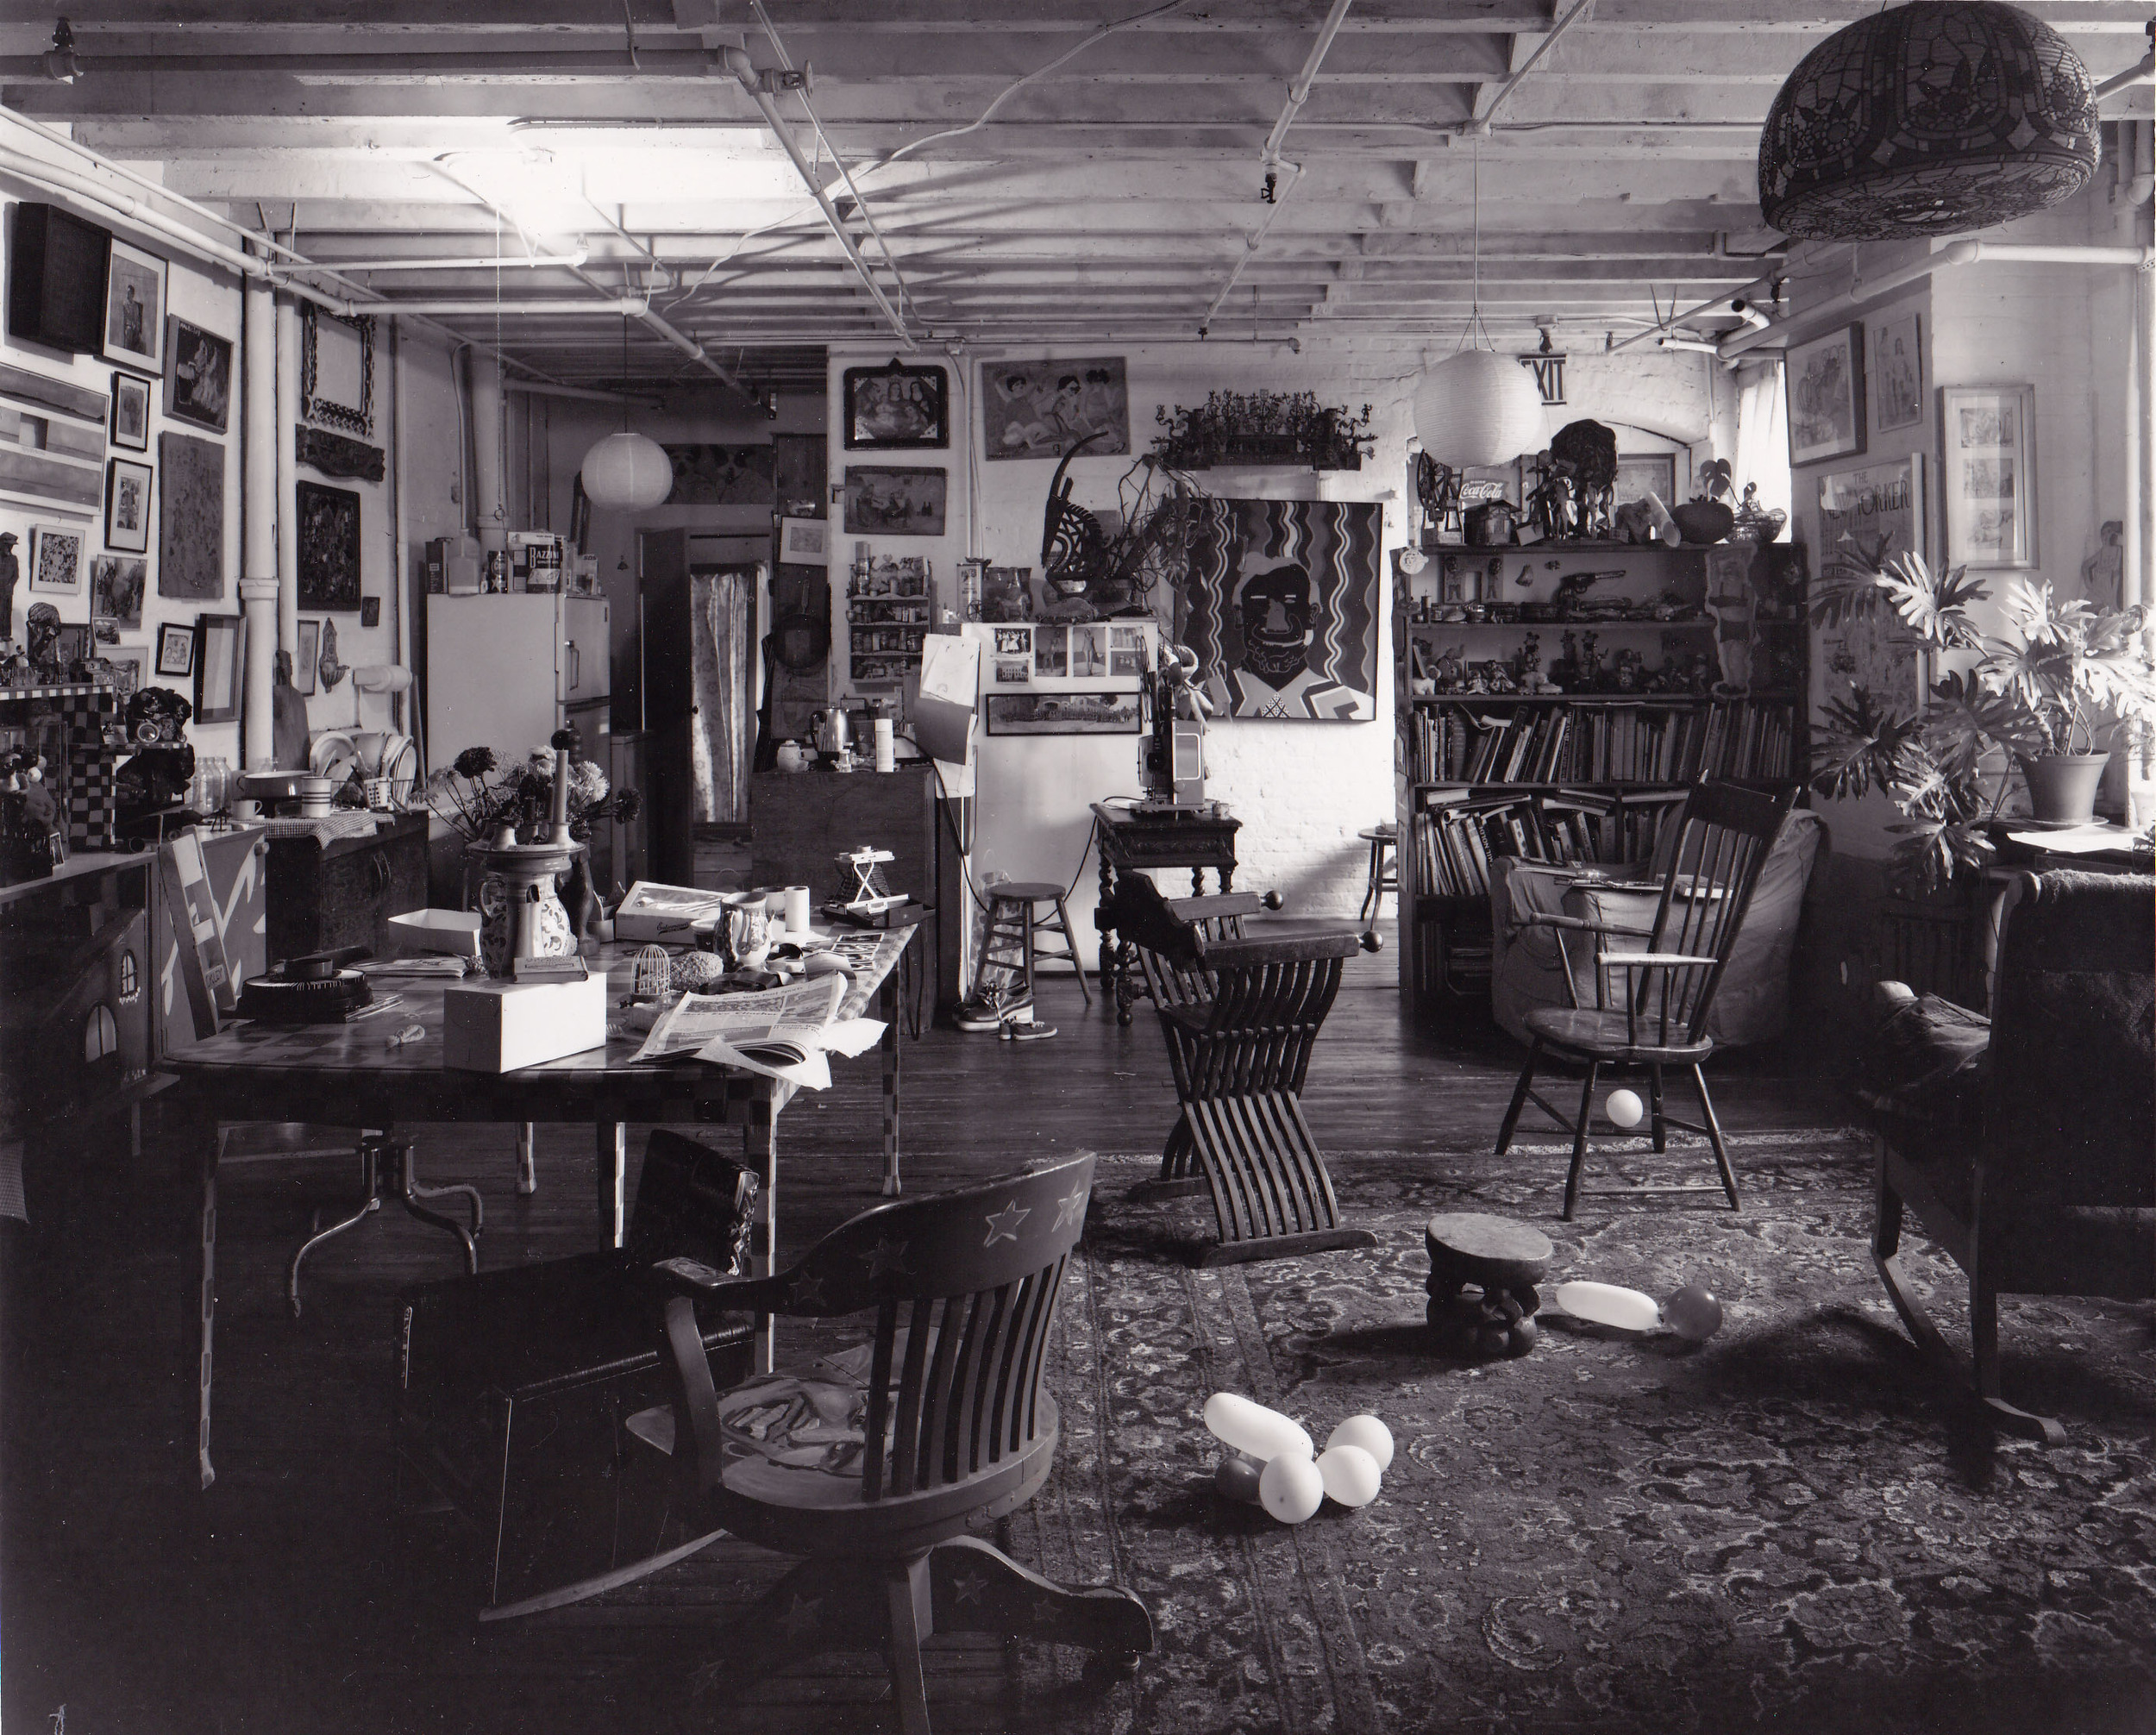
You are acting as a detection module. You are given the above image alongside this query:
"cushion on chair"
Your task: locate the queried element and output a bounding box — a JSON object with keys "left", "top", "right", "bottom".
{"left": 1491, "top": 810, "right": 1824, "bottom": 1048}
{"left": 1854, "top": 991, "right": 1991, "bottom": 1166}
{"left": 1522, "top": 1005, "right": 1714, "bottom": 1061}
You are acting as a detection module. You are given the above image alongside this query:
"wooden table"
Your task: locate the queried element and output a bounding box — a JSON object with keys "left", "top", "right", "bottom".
{"left": 1089, "top": 800, "right": 1240, "bottom": 1025}
{"left": 158, "top": 924, "right": 917, "bottom": 1489}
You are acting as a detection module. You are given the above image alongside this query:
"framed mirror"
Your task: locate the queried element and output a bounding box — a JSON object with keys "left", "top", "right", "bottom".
{"left": 194, "top": 612, "right": 244, "bottom": 724}
{"left": 300, "top": 304, "right": 374, "bottom": 437}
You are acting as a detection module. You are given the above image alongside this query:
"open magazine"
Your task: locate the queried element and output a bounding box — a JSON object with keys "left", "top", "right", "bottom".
{"left": 630, "top": 974, "right": 885, "bottom": 1088}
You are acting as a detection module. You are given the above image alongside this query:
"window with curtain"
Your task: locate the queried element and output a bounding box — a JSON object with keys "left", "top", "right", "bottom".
{"left": 1733, "top": 360, "right": 1791, "bottom": 523}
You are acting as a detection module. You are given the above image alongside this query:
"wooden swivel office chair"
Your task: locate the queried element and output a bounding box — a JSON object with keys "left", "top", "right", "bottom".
{"left": 1493, "top": 780, "right": 1797, "bottom": 1219}
{"left": 634, "top": 1149, "right": 1151, "bottom": 1734}
{"left": 1867, "top": 869, "right": 2154, "bottom": 1445}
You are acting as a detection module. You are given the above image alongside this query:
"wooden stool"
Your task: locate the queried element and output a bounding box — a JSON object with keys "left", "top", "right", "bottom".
{"left": 982, "top": 881, "right": 1091, "bottom": 1006}
{"left": 1357, "top": 824, "right": 1399, "bottom": 922}
{"left": 1424, "top": 1212, "right": 1551, "bottom": 1358}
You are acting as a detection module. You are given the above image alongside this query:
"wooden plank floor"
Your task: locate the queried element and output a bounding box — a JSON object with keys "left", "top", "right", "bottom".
{"left": 1, "top": 930, "right": 1845, "bottom": 1735}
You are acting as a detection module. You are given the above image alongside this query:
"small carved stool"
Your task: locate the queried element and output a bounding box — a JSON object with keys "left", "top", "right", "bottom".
{"left": 1424, "top": 1212, "right": 1551, "bottom": 1358}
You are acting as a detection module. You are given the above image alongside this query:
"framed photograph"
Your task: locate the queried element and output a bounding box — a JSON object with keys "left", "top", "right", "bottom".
{"left": 987, "top": 691, "right": 1143, "bottom": 735}
{"left": 90, "top": 554, "right": 146, "bottom": 628}
{"left": 843, "top": 466, "right": 947, "bottom": 537}
{"left": 166, "top": 316, "right": 233, "bottom": 435}
{"left": 1818, "top": 454, "right": 1928, "bottom": 714}
{"left": 1612, "top": 452, "right": 1680, "bottom": 509}
{"left": 1785, "top": 322, "right": 1866, "bottom": 467}
{"left": 101, "top": 238, "right": 168, "bottom": 374}
{"left": 104, "top": 457, "right": 153, "bottom": 554}
{"left": 155, "top": 620, "right": 194, "bottom": 678}
{"left": 1940, "top": 384, "right": 2036, "bottom": 569}
{"left": 28, "top": 523, "right": 85, "bottom": 594}
{"left": 1033, "top": 627, "right": 1068, "bottom": 679}
{"left": 983, "top": 357, "right": 1130, "bottom": 460}
{"left": 295, "top": 479, "right": 364, "bottom": 610}
{"left": 193, "top": 613, "right": 244, "bottom": 724}
{"left": 843, "top": 360, "right": 949, "bottom": 450}
{"left": 300, "top": 304, "right": 374, "bottom": 437}
{"left": 778, "top": 516, "right": 830, "bottom": 565}
{"left": 51, "top": 623, "right": 90, "bottom": 674}
{"left": 105, "top": 646, "right": 145, "bottom": 699}
{"left": 1871, "top": 311, "right": 1922, "bottom": 435}
{"left": 110, "top": 371, "right": 152, "bottom": 451}
{"left": 294, "top": 618, "right": 321, "bottom": 695}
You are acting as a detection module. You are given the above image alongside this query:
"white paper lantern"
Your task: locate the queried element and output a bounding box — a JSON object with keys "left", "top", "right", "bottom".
{"left": 580, "top": 429, "right": 674, "bottom": 510}
{"left": 1412, "top": 351, "right": 1547, "bottom": 468}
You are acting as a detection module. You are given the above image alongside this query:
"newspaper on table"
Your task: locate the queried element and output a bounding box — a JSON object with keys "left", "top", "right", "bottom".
{"left": 630, "top": 973, "right": 885, "bottom": 1089}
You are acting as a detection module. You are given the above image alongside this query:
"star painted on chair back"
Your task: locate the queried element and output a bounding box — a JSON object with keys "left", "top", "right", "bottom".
{"left": 982, "top": 1200, "right": 1031, "bottom": 1246}
{"left": 951, "top": 1569, "right": 987, "bottom": 1606}
{"left": 1052, "top": 1183, "right": 1088, "bottom": 1232}
{"left": 790, "top": 1272, "right": 826, "bottom": 1307}
{"left": 863, "top": 1236, "right": 909, "bottom": 1278}
{"left": 780, "top": 1593, "right": 823, "bottom": 1640}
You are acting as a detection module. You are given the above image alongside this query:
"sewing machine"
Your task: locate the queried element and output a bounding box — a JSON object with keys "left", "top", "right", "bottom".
{"left": 1137, "top": 642, "right": 1212, "bottom": 813}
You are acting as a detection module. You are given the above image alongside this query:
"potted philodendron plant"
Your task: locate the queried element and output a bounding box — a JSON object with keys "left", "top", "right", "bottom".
{"left": 1809, "top": 545, "right": 2156, "bottom": 888}
{"left": 1673, "top": 458, "right": 1737, "bottom": 546}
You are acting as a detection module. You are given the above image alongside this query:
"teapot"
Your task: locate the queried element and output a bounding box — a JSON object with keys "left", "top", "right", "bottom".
{"left": 775, "top": 739, "right": 811, "bottom": 774}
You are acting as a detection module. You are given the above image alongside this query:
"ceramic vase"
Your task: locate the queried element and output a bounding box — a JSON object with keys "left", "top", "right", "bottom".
{"left": 469, "top": 836, "right": 580, "bottom": 979}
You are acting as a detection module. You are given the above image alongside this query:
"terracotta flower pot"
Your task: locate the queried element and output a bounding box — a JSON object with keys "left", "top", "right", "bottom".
{"left": 2018, "top": 752, "right": 2110, "bottom": 824}
{"left": 1672, "top": 500, "right": 1735, "bottom": 545}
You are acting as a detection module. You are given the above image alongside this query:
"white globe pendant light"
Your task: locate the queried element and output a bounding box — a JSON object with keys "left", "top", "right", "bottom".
{"left": 579, "top": 313, "right": 674, "bottom": 511}
{"left": 1413, "top": 351, "right": 1547, "bottom": 469}
{"left": 580, "top": 429, "right": 673, "bottom": 510}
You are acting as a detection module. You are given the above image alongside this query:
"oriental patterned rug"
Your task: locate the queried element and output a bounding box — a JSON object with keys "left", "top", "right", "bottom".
{"left": 1001, "top": 1135, "right": 2156, "bottom": 1735}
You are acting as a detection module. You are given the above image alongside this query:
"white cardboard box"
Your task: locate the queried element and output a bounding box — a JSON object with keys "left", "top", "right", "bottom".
{"left": 442, "top": 974, "right": 610, "bottom": 1073}
{"left": 387, "top": 908, "right": 483, "bottom": 958}
{"left": 614, "top": 880, "right": 732, "bottom": 943}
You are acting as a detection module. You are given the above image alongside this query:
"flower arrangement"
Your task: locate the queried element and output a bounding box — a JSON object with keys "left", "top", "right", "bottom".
{"left": 424, "top": 736, "right": 641, "bottom": 845}
{"left": 1808, "top": 547, "right": 2154, "bottom": 888}
{"left": 1151, "top": 391, "right": 1375, "bottom": 473}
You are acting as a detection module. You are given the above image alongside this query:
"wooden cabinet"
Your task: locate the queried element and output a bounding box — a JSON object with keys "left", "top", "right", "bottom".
{"left": 266, "top": 812, "right": 428, "bottom": 962}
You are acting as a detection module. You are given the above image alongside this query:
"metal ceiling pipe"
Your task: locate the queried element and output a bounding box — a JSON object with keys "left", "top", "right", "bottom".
{"left": 2095, "top": 52, "right": 2154, "bottom": 102}
{"left": 720, "top": 46, "right": 913, "bottom": 348}
{"left": 1463, "top": 0, "right": 1598, "bottom": 136}
{"left": 0, "top": 49, "right": 719, "bottom": 80}
{"left": 297, "top": 252, "right": 589, "bottom": 274}
{"left": 239, "top": 256, "right": 281, "bottom": 779}
{"left": 345, "top": 297, "right": 650, "bottom": 316}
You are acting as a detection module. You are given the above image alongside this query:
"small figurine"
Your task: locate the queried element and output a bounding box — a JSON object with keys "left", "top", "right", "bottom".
{"left": 2083, "top": 520, "right": 2124, "bottom": 611}
{"left": 1549, "top": 630, "right": 1580, "bottom": 693}
{"left": 1433, "top": 644, "right": 1465, "bottom": 692}
{"left": 24, "top": 602, "right": 62, "bottom": 684}
{"left": 1611, "top": 648, "right": 1645, "bottom": 692}
{"left": 1578, "top": 632, "right": 1601, "bottom": 692}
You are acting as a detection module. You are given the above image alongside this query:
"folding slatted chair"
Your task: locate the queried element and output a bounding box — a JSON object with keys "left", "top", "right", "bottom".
{"left": 1493, "top": 781, "right": 1798, "bottom": 1220}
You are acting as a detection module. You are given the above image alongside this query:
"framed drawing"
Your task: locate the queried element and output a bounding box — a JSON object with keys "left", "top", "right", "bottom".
{"left": 91, "top": 554, "right": 147, "bottom": 627}
{"left": 1181, "top": 498, "right": 1382, "bottom": 721}
{"left": 1940, "top": 385, "right": 2036, "bottom": 569}
{"left": 843, "top": 360, "right": 948, "bottom": 450}
{"left": 166, "top": 316, "right": 233, "bottom": 435}
{"left": 105, "top": 646, "right": 144, "bottom": 699}
{"left": 1871, "top": 311, "right": 1922, "bottom": 434}
{"left": 28, "top": 523, "right": 85, "bottom": 594}
{"left": 986, "top": 691, "right": 1142, "bottom": 735}
{"left": 1612, "top": 452, "right": 1680, "bottom": 509}
{"left": 194, "top": 612, "right": 244, "bottom": 724}
{"left": 983, "top": 357, "right": 1129, "bottom": 460}
{"left": 294, "top": 618, "right": 321, "bottom": 695}
{"left": 300, "top": 304, "right": 374, "bottom": 437}
{"left": 110, "top": 371, "right": 151, "bottom": 451}
{"left": 1818, "top": 454, "right": 1928, "bottom": 715}
{"left": 155, "top": 620, "right": 194, "bottom": 678}
{"left": 157, "top": 432, "right": 223, "bottom": 599}
{"left": 295, "top": 479, "right": 363, "bottom": 610}
{"left": 104, "top": 456, "right": 153, "bottom": 554}
{"left": 843, "top": 466, "right": 946, "bottom": 537}
{"left": 778, "top": 516, "right": 830, "bottom": 565}
{"left": 101, "top": 238, "right": 167, "bottom": 374}
{"left": 1785, "top": 322, "right": 1865, "bottom": 467}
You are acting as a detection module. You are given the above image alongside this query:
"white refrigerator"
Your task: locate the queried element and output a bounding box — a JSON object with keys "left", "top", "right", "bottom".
{"left": 424, "top": 594, "right": 612, "bottom": 770}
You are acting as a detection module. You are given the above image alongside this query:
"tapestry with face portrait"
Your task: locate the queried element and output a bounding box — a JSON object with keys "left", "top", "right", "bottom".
{"left": 1181, "top": 498, "right": 1381, "bottom": 722}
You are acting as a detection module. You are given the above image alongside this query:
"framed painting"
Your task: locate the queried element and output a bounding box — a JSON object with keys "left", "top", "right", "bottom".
{"left": 166, "top": 316, "right": 233, "bottom": 435}
{"left": 300, "top": 304, "right": 374, "bottom": 437}
{"left": 982, "top": 357, "right": 1129, "bottom": 460}
{"left": 294, "top": 618, "right": 321, "bottom": 695}
{"left": 105, "top": 645, "right": 144, "bottom": 699}
{"left": 90, "top": 554, "right": 146, "bottom": 628}
{"left": 110, "top": 371, "right": 152, "bottom": 451}
{"left": 104, "top": 456, "right": 153, "bottom": 554}
{"left": 295, "top": 479, "right": 363, "bottom": 610}
{"left": 155, "top": 620, "right": 194, "bottom": 678}
{"left": 1871, "top": 311, "right": 1922, "bottom": 435}
{"left": 194, "top": 612, "right": 244, "bottom": 724}
{"left": 1785, "top": 322, "right": 1865, "bottom": 467}
{"left": 53, "top": 623, "right": 91, "bottom": 673}
{"left": 778, "top": 516, "right": 829, "bottom": 565}
{"left": 101, "top": 238, "right": 167, "bottom": 374}
{"left": 157, "top": 432, "right": 222, "bottom": 599}
{"left": 843, "top": 360, "right": 948, "bottom": 450}
{"left": 843, "top": 466, "right": 946, "bottom": 537}
{"left": 1940, "top": 385, "right": 2036, "bottom": 570}
{"left": 1181, "top": 498, "right": 1382, "bottom": 721}
{"left": 28, "top": 522, "right": 85, "bottom": 594}
{"left": 1818, "top": 454, "right": 1928, "bottom": 715}
{"left": 1612, "top": 452, "right": 1680, "bottom": 509}
{"left": 986, "top": 691, "right": 1142, "bottom": 735}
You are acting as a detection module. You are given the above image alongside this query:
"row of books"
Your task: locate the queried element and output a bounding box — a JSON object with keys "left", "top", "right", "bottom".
{"left": 1407, "top": 698, "right": 1797, "bottom": 786}
{"left": 1409, "top": 790, "right": 1689, "bottom": 899}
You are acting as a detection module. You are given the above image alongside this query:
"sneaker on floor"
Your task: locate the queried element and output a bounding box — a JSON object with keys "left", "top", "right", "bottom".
{"left": 953, "top": 981, "right": 1032, "bottom": 1032}
{"left": 1000, "top": 1018, "right": 1056, "bottom": 1042}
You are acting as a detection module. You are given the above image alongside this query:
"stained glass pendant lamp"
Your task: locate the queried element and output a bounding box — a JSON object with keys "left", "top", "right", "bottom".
{"left": 1412, "top": 140, "right": 1547, "bottom": 468}
{"left": 580, "top": 316, "right": 673, "bottom": 511}
{"left": 1758, "top": 2, "right": 2099, "bottom": 241}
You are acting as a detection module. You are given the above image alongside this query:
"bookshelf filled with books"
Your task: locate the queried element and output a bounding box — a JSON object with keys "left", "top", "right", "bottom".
{"left": 1391, "top": 538, "right": 1808, "bottom": 1022}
